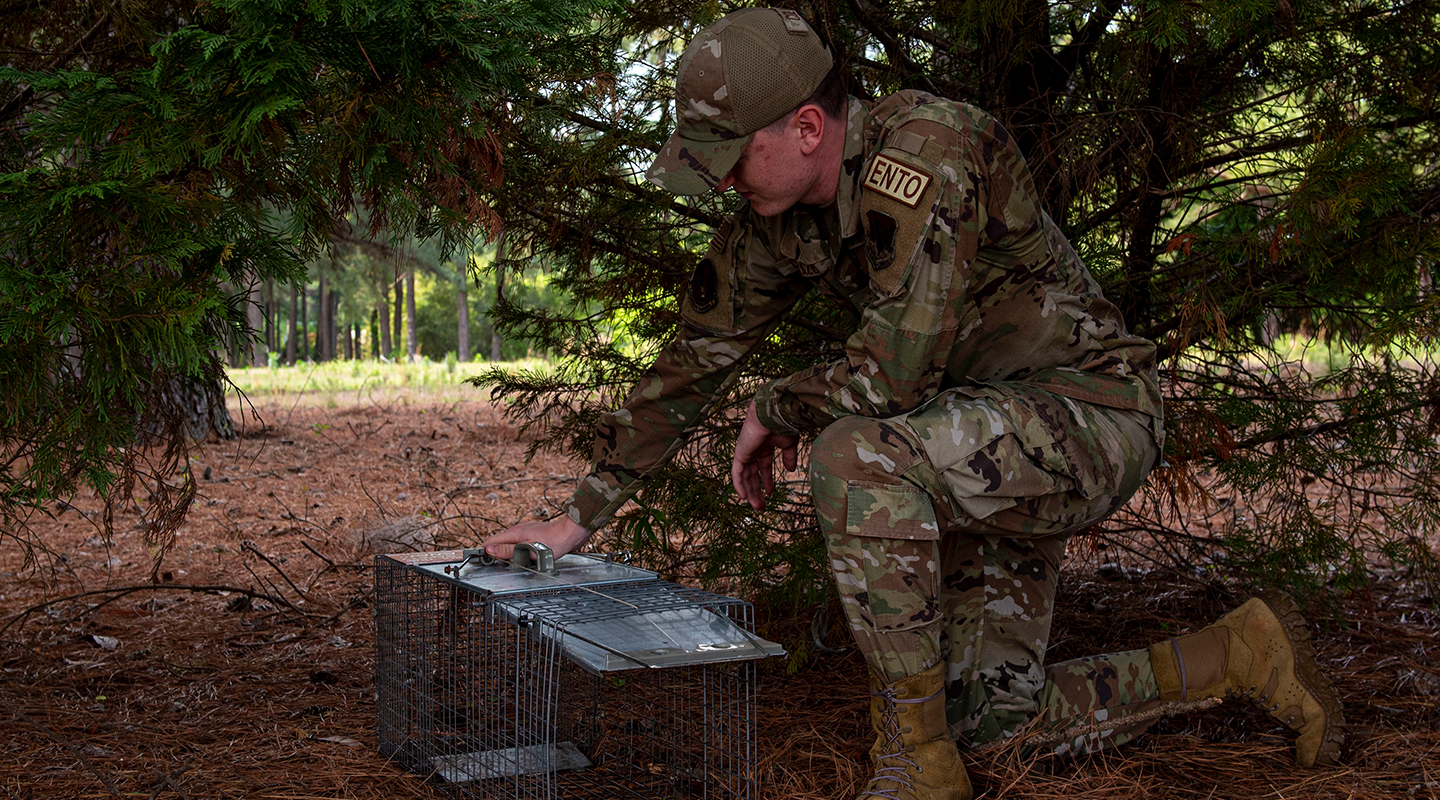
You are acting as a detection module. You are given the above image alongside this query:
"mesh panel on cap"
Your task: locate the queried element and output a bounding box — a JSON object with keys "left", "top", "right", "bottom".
{"left": 725, "top": 12, "right": 831, "bottom": 134}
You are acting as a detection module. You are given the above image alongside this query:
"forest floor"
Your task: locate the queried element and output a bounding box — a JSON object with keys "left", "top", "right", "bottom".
{"left": 0, "top": 395, "right": 1436, "bottom": 799}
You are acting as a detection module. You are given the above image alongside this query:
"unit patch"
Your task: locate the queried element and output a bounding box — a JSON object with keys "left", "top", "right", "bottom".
{"left": 689, "top": 257, "right": 719, "bottom": 313}
{"left": 863, "top": 153, "right": 932, "bottom": 207}
{"left": 865, "top": 210, "right": 897, "bottom": 272}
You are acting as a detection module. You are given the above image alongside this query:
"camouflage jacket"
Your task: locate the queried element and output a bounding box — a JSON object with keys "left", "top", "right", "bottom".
{"left": 564, "top": 91, "right": 1163, "bottom": 532}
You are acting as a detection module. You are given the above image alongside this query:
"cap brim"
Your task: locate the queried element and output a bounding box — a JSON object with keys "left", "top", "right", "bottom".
{"left": 646, "top": 130, "right": 752, "bottom": 196}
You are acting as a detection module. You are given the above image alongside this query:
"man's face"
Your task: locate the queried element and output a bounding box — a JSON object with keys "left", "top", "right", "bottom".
{"left": 714, "top": 123, "right": 816, "bottom": 217}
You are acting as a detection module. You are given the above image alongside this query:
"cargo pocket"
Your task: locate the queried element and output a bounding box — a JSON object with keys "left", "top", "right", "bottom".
{"left": 1008, "top": 390, "right": 1119, "bottom": 501}
{"left": 843, "top": 480, "right": 942, "bottom": 633}
{"left": 901, "top": 385, "right": 1118, "bottom": 524}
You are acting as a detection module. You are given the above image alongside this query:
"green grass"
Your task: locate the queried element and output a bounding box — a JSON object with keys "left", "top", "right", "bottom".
{"left": 225, "top": 357, "right": 553, "bottom": 408}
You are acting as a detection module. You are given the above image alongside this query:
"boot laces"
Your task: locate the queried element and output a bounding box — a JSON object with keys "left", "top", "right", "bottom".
{"left": 859, "top": 684, "right": 943, "bottom": 800}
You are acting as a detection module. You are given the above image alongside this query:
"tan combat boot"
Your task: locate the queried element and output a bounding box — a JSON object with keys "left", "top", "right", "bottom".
{"left": 858, "top": 663, "right": 972, "bottom": 800}
{"left": 1149, "top": 590, "right": 1344, "bottom": 767}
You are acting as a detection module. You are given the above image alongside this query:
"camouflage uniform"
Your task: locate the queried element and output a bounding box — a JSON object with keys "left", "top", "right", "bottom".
{"left": 565, "top": 91, "right": 1166, "bottom": 754}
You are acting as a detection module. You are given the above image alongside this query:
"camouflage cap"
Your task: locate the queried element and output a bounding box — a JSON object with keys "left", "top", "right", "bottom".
{"left": 647, "top": 8, "right": 833, "bottom": 196}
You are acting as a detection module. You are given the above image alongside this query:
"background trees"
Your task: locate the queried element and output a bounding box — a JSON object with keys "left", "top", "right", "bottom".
{"left": 0, "top": 0, "right": 619, "bottom": 562}
{"left": 4, "top": 0, "right": 1436, "bottom": 605}
{"left": 475, "top": 0, "right": 1440, "bottom": 608}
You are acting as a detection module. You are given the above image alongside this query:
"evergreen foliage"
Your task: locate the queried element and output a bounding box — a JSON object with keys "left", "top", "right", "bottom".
{"left": 0, "top": 0, "right": 619, "bottom": 568}
{"left": 472, "top": 0, "right": 1440, "bottom": 609}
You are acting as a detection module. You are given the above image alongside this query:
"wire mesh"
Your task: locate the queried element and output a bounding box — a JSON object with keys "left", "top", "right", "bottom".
{"left": 375, "top": 555, "right": 762, "bottom": 800}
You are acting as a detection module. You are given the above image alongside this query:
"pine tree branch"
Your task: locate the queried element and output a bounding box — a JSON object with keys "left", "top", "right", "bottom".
{"left": 847, "top": 0, "right": 941, "bottom": 95}
{"left": 0, "top": 12, "right": 110, "bottom": 122}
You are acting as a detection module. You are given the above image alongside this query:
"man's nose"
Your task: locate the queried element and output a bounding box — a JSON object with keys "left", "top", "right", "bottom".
{"left": 715, "top": 172, "right": 735, "bottom": 193}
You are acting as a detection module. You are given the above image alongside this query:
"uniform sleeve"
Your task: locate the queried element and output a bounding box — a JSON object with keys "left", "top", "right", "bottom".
{"left": 753, "top": 120, "right": 991, "bottom": 435}
{"left": 564, "top": 212, "right": 809, "bottom": 532}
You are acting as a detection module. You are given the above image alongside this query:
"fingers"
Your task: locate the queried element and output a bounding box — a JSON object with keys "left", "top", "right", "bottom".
{"left": 781, "top": 440, "right": 798, "bottom": 472}
{"left": 758, "top": 447, "right": 775, "bottom": 496}
{"left": 480, "top": 530, "right": 523, "bottom": 560}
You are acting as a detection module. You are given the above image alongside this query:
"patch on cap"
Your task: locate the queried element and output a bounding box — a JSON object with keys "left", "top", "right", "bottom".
{"left": 778, "top": 9, "right": 810, "bottom": 34}
{"left": 863, "top": 154, "right": 932, "bottom": 208}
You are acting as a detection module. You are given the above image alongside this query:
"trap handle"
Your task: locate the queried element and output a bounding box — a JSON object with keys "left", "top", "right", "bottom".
{"left": 439, "top": 542, "right": 560, "bottom": 577}
{"left": 510, "top": 542, "right": 557, "bottom": 576}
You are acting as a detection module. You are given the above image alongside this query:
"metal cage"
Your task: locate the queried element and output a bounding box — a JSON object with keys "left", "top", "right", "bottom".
{"left": 374, "top": 550, "right": 783, "bottom": 799}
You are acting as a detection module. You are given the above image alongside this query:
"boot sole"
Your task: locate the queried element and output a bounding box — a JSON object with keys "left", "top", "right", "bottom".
{"left": 1257, "top": 590, "right": 1346, "bottom": 766}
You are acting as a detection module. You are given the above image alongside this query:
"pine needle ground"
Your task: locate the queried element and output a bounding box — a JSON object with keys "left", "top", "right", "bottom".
{"left": 0, "top": 399, "right": 1435, "bottom": 799}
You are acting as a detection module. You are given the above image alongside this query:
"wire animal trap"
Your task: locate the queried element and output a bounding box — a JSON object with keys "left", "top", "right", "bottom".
{"left": 374, "top": 546, "right": 784, "bottom": 799}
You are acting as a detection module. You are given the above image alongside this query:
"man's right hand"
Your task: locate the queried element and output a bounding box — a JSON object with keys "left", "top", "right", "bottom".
{"left": 481, "top": 517, "right": 591, "bottom": 560}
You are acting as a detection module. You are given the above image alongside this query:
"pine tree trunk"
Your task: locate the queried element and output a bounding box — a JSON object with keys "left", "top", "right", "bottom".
{"left": 405, "top": 267, "right": 417, "bottom": 361}
{"left": 380, "top": 284, "right": 392, "bottom": 360}
{"left": 299, "top": 282, "right": 309, "bottom": 361}
{"left": 248, "top": 282, "right": 266, "bottom": 367}
{"left": 318, "top": 267, "right": 330, "bottom": 361}
{"left": 264, "top": 279, "right": 275, "bottom": 354}
{"left": 490, "top": 233, "right": 505, "bottom": 361}
{"left": 457, "top": 270, "right": 470, "bottom": 362}
{"left": 159, "top": 373, "right": 236, "bottom": 442}
{"left": 393, "top": 269, "right": 404, "bottom": 360}
{"left": 369, "top": 309, "right": 379, "bottom": 359}
{"left": 286, "top": 284, "right": 297, "bottom": 365}
{"left": 331, "top": 292, "right": 341, "bottom": 360}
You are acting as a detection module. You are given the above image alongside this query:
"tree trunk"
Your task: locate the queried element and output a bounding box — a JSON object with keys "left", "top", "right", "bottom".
{"left": 405, "top": 267, "right": 417, "bottom": 361}
{"left": 157, "top": 373, "right": 236, "bottom": 443}
{"left": 489, "top": 232, "right": 506, "bottom": 361}
{"left": 380, "top": 283, "right": 392, "bottom": 360}
{"left": 331, "top": 291, "right": 342, "bottom": 361}
{"left": 457, "top": 269, "right": 470, "bottom": 362}
{"left": 393, "top": 269, "right": 404, "bottom": 360}
{"left": 286, "top": 283, "right": 298, "bottom": 365}
{"left": 300, "top": 281, "right": 309, "bottom": 361}
{"left": 264, "top": 279, "right": 275, "bottom": 354}
{"left": 369, "top": 308, "right": 379, "bottom": 359}
{"left": 318, "top": 266, "right": 330, "bottom": 361}
{"left": 247, "top": 282, "right": 266, "bottom": 367}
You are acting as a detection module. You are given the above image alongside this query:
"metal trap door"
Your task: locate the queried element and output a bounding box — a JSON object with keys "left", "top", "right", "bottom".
{"left": 492, "top": 581, "right": 785, "bottom": 673}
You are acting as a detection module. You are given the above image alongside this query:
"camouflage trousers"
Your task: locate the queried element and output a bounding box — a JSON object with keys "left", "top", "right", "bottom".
{"left": 810, "top": 383, "right": 1164, "bottom": 756}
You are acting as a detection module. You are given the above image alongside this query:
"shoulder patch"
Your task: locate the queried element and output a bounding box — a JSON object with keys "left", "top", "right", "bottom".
{"left": 863, "top": 153, "right": 932, "bottom": 207}
{"left": 682, "top": 221, "right": 740, "bottom": 333}
{"left": 859, "top": 148, "right": 941, "bottom": 298}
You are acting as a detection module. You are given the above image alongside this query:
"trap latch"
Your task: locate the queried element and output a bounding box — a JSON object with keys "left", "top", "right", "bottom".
{"left": 442, "top": 542, "right": 558, "bottom": 577}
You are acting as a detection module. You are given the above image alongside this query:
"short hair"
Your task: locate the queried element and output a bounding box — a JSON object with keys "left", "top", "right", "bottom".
{"left": 762, "top": 65, "right": 847, "bottom": 133}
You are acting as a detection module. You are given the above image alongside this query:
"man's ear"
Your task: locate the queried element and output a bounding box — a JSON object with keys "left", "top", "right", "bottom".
{"left": 793, "top": 104, "right": 826, "bottom": 156}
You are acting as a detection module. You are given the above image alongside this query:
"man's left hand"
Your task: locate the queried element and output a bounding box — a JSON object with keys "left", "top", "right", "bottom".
{"left": 731, "top": 399, "right": 799, "bottom": 510}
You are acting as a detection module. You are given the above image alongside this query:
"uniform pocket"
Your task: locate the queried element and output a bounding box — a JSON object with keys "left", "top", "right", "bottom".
{"left": 842, "top": 481, "right": 941, "bottom": 632}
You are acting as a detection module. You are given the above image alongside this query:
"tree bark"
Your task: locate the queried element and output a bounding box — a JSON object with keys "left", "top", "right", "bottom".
{"left": 286, "top": 283, "right": 297, "bottom": 365}
{"left": 379, "top": 283, "right": 392, "bottom": 359}
{"left": 393, "top": 268, "right": 404, "bottom": 360}
{"left": 369, "top": 308, "right": 379, "bottom": 359}
{"left": 405, "top": 267, "right": 417, "bottom": 361}
{"left": 299, "top": 281, "right": 309, "bottom": 361}
{"left": 317, "top": 265, "right": 330, "bottom": 361}
{"left": 489, "top": 232, "right": 506, "bottom": 361}
{"left": 247, "top": 282, "right": 266, "bottom": 367}
{"left": 330, "top": 291, "right": 341, "bottom": 361}
{"left": 457, "top": 268, "right": 470, "bottom": 362}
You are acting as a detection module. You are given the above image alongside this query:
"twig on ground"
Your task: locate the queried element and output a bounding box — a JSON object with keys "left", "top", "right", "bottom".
{"left": 241, "top": 540, "right": 311, "bottom": 603}
{"left": 0, "top": 584, "right": 294, "bottom": 637}
{"left": 11, "top": 707, "right": 121, "bottom": 798}
{"left": 147, "top": 763, "right": 191, "bottom": 800}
